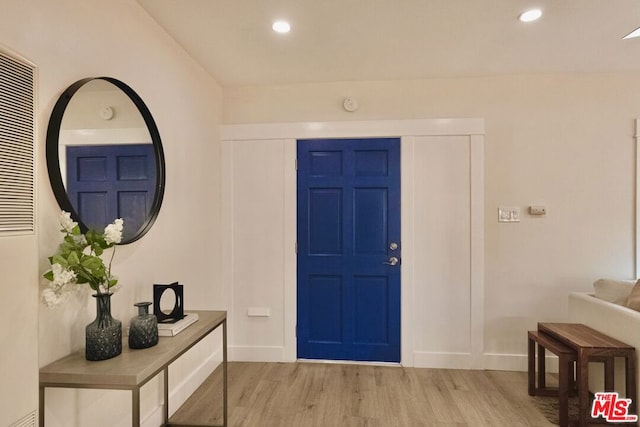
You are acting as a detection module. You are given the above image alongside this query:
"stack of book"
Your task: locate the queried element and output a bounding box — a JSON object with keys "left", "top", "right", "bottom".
{"left": 157, "top": 312, "right": 199, "bottom": 337}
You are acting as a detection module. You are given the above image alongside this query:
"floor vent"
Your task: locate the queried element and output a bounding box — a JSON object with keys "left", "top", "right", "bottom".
{"left": 10, "top": 410, "right": 36, "bottom": 427}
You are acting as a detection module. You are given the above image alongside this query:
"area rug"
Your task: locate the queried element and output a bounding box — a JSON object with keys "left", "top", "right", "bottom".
{"left": 531, "top": 395, "right": 580, "bottom": 425}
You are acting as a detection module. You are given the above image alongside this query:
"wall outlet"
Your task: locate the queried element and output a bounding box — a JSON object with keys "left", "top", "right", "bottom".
{"left": 247, "top": 307, "right": 271, "bottom": 317}
{"left": 498, "top": 206, "right": 520, "bottom": 223}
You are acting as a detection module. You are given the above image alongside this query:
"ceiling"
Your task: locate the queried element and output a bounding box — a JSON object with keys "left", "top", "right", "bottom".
{"left": 136, "top": 0, "right": 640, "bottom": 88}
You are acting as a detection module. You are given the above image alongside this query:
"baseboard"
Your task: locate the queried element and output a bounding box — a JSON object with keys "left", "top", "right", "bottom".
{"left": 298, "top": 358, "right": 401, "bottom": 367}
{"left": 140, "top": 346, "right": 222, "bottom": 427}
{"left": 230, "top": 345, "right": 285, "bottom": 362}
{"left": 141, "top": 405, "right": 163, "bottom": 427}
{"left": 412, "top": 351, "right": 560, "bottom": 373}
{"left": 169, "top": 347, "right": 222, "bottom": 415}
{"left": 482, "top": 353, "right": 527, "bottom": 372}
{"left": 482, "top": 352, "right": 559, "bottom": 373}
{"left": 413, "top": 351, "right": 478, "bottom": 369}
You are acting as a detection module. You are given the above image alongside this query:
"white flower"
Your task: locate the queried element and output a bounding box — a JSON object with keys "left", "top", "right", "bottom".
{"left": 42, "top": 287, "right": 63, "bottom": 308}
{"left": 43, "top": 211, "right": 125, "bottom": 306}
{"left": 72, "top": 234, "right": 87, "bottom": 246}
{"left": 59, "top": 211, "right": 77, "bottom": 233}
{"left": 41, "top": 280, "right": 82, "bottom": 308}
{"left": 51, "top": 263, "right": 77, "bottom": 287}
{"left": 98, "top": 279, "right": 120, "bottom": 295}
{"left": 104, "top": 218, "right": 124, "bottom": 244}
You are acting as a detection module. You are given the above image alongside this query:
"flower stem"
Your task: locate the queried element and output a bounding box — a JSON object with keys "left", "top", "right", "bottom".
{"left": 107, "top": 245, "right": 116, "bottom": 291}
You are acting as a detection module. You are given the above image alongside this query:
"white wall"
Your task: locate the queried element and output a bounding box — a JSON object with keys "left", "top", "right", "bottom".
{"left": 221, "top": 137, "right": 299, "bottom": 362}
{"left": 410, "top": 135, "right": 473, "bottom": 366}
{"left": 0, "top": 0, "right": 223, "bottom": 425}
{"left": 223, "top": 74, "right": 639, "bottom": 369}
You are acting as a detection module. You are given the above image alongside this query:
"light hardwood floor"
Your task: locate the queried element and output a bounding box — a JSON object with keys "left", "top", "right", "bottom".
{"left": 169, "top": 362, "right": 555, "bottom": 427}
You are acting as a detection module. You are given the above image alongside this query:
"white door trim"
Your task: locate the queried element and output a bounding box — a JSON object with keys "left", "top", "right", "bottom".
{"left": 221, "top": 118, "right": 485, "bottom": 367}
{"left": 221, "top": 118, "right": 484, "bottom": 141}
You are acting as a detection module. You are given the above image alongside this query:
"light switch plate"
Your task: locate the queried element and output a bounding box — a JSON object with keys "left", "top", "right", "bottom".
{"left": 498, "top": 206, "right": 520, "bottom": 223}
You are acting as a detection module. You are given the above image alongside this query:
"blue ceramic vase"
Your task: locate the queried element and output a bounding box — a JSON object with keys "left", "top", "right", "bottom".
{"left": 85, "top": 293, "right": 122, "bottom": 361}
{"left": 128, "top": 302, "right": 158, "bottom": 349}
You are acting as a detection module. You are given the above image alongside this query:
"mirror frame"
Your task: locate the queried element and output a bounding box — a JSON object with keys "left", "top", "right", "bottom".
{"left": 46, "top": 77, "right": 166, "bottom": 244}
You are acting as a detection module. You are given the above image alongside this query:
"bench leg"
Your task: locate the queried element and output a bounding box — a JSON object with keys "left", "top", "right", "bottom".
{"left": 538, "top": 342, "right": 547, "bottom": 390}
{"left": 627, "top": 354, "right": 637, "bottom": 419}
{"left": 577, "top": 356, "right": 590, "bottom": 427}
{"left": 558, "top": 356, "right": 570, "bottom": 427}
{"left": 604, "top": 357, "right": 614, "bottom": 392}
{"left": 569, "top": 359, "right": 576, "bottom": 395}
{"left": 528, "top": 334, "right": 536, "bottom": 396}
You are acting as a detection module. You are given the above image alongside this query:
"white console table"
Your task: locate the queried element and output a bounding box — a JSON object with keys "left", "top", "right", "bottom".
{"left": 39, "top": 310, "right": 227, "bottom": 427}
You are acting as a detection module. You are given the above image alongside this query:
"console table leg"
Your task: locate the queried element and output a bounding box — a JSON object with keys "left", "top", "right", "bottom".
{"left": 164, "top": 366, "right": 169, "bottom": 424}
{"left": 132, "top": 388, "right": 140, "bottom": 427}
{"left": 223, "top": 319, "right": 228, "bottom": 427}
{"left": 39, "top": 386, "right": 45, "bottom": 427}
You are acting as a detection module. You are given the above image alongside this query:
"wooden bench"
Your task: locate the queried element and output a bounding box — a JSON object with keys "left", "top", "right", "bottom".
{"left": 538, "top": 322, "right": 637, "bottom": 427}
{"left": 528, "top": 330, "right": 578, "bottom": 427}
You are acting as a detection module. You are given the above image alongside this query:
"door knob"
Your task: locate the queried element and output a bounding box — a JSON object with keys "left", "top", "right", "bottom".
{"left": 383, "top": 256, "right": 399, "bottom": 266}
{"left": 389, "top": 242, "right": 399, "bottom": 251}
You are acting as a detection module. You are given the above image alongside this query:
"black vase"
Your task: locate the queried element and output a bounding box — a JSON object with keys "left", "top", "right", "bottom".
{"left": 85, "top": 293, "right": 122, "bottom": 361}
{"left": 128, "top": 302, "right": 158, "bottom": 349}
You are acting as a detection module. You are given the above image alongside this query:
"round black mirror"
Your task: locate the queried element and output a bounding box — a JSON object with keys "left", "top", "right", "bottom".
{"left": 46, "top": 77, "right": 165, "bottom": 244}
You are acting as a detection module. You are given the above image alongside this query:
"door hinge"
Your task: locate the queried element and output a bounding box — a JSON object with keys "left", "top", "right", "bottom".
{"left": 295, "top": 242, "right": 298, "bottom": 254}
{"left": 295, "top": 158, "right": 298, "bottom": 170}
{"left": 296, "top": 324, "right": 298, "bottom": 337}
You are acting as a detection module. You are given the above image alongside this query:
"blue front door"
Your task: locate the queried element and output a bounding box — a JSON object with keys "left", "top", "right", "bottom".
{"left": 297, "top": 138, "right": 401, "bottom": 362}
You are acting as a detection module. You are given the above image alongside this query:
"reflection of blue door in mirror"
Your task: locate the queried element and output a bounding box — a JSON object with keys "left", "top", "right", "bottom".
{"left": 66, "top": 144, "right": 156, "bottom": 241}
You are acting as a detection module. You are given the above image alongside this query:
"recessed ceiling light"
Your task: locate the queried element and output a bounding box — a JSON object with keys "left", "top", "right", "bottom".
{"left": 272, "top": 20, "right": 291, "bottom": 34}
{"left": 519, "top": 8, "right": 542, "bottom": 23}
{"left": 624, "top": 27, "right": 640, "bottom": 39}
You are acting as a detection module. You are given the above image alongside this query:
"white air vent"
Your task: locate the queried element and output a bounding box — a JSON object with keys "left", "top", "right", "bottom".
{"left": 10, "top": 410, "right": 36, "bottom": 427}
{"left": 0, "top": 48, "right": 36, "bottom": 234}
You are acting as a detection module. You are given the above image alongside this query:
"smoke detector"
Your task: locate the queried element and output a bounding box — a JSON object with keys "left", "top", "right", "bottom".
{"left": 343, "top": 97, "right": 359, "bottom": 112}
